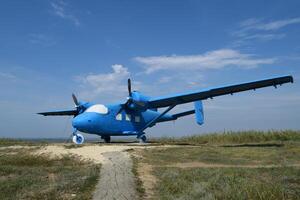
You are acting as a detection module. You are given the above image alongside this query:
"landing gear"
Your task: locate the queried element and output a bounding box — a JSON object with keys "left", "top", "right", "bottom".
{"left": 101, "top": 136, "right": 111, "bottom": 143}
{"left": 72, "top": 133, "right": 84, "bottom": 144}
{"left": 138, "top": 134, "right": 147, "bottom": 143}
{"left": 72, "top": 129, "right": 85, "bottom": 145}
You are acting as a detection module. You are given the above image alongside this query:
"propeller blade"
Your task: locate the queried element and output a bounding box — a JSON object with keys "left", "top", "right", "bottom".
{"left": 116, "top": 104, "right": 125, "bottom": 115}
{"left": 128, "top": 78, "right": 132, "bottom": 97}
{"left": 116, "top": 99, "right": 132, "bottom": 115}
{"left": 72, "top": 93, "right": 79, "bottom": 106}
{"left": 116, "top": 78, "right": 133, "bottom": 115}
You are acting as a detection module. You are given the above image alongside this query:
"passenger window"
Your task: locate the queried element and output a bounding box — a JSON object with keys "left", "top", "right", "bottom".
{"left": 135, "top": 116, "right": 140, "bottom": 123}
{"left": 125, "top": 114, "right": 131, "bottom": 121}
{"left": 116, "top": 113, "right": 122, "bottom": 121}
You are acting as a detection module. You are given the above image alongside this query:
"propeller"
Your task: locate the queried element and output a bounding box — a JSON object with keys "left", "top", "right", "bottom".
{"left": 128, "top": 78, "right": 132, "bottom": 97}
{"left": 72, "top": 93, "right": 85, "bottom": 116}
{"left": 72, "top": 93, "right": 79, "bottom": 106}
{"left": 116, "top": 78, "right": 133, "bottom": 114}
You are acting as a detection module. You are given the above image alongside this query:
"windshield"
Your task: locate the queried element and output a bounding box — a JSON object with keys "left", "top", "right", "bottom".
{"left": 85, "top": 104, "right": 108, "bottom": 114}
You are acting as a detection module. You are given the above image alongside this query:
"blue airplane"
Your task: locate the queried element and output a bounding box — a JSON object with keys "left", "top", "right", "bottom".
{"left": 38, "top": 75, "right": 293, "bottom": 144}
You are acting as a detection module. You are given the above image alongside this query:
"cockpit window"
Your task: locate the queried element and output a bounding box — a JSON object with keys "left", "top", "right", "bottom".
{"left": 85, "top": 104, "right": 108, "bottom": 114}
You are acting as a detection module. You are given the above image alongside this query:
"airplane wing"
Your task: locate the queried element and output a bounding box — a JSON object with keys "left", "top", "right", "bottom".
{"left": 148, "top": 75, "right": 293, "bottom": 108}
{"left": 37, "top": 109, "right": 78, "bottom": 116}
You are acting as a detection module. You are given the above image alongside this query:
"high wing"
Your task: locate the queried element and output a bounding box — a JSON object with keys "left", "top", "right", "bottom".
{"left": 37, "top": 109, "right": 78, "bottom": 116}
{"left": 148, "top": 75, "right": 293, "bottom": 108}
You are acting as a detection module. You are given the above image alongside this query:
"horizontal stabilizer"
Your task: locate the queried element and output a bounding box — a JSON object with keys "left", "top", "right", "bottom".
{"left": 37, "top": 109, "right": 78, "bottom": 116}
{"left": 172, "top": 110, "right": 195, "bottom": 119}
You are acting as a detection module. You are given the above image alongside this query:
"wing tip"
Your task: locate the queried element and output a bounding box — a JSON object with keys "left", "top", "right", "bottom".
{"left": 290, "top": 75, "right": 294, "bottom": 83}
{"left": 279, "top": 75, "right": 294, "bottom": 84}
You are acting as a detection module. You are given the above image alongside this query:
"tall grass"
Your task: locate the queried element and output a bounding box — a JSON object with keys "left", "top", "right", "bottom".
{"left": 154, "top": 167, "right": 300, "bottom": 200}
{"left": 0, "top": 138, "right": 42, "bottom": 146}
{"left": 0, "top": 148, "right": 100, "bottom": 200}
{"left": 152, "top": 130, "right": 300, "bottom": 145}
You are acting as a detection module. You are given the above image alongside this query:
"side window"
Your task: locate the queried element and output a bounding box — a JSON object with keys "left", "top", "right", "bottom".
{"left": 135, "top": 116, "right": 140, "bottom": 123}
{"left": 116, "top": 113, "right": 122, "bottom": 121}
{"left": 125, "top": 114, "right": 131, "bottom": 121}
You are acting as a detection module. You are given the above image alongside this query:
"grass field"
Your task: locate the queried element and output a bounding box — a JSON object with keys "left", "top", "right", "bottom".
{"left": 135, "top": 130, "right": 300, "bottom": 199}
{"left": 151, "top": 130, "right": 300, "bottom": 145}
{"left": 0, "top": 146, "right": 100, "bottom": 200}
{"left": 1, "top": 130, "right": 299, "bottom": 199}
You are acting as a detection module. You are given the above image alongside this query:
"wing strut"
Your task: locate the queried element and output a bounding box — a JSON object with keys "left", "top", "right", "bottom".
{"left": 140, "top": 104, "right": 176, "bottom": 132}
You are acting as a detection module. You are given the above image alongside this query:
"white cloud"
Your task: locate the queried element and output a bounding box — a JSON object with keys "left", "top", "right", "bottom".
{"left": 232, "top": 17, "right": 300, "bottom": 44}
{"left": 77, "top": 64, "right": 130, "bottom": 100}
{"left": 0, "top": 72, "right": 16, "bottom": 80}
{"left": 134, "top": 49, "right": 275, "bottom": 73}
{"left": 241, "top": 17, "right": 300, "bottom": 31}
{"left": 29, "top": 34, "right": 56, "bottom": 46}
{"left": 50, "top": 0, "right": 80, "bottom": 26}
{"left": 242, "top": 33, "right": 286, "bottom": 41}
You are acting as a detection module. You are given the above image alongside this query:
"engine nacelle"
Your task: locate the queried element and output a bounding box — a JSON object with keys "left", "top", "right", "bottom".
{"left": 128, "top": 91, "right": 149, "bottom": 111}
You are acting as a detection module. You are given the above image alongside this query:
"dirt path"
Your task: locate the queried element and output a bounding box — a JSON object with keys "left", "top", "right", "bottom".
{"left": 37, "top": 144, "right": 147, "bottom": 200}
{"left": 92, "top": 151, "right": 137, "bottom": 200}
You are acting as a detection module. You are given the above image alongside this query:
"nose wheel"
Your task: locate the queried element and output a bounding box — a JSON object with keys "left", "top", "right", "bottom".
{"left": 72, "top": 129, "right": 85, "bottom": 145}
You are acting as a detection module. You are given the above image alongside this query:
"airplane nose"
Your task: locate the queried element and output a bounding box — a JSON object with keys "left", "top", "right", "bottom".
{"left": 72, "top": 114, "right": 93, "bottom": 131}
{"left": 72, "top": 115, "right": 85, "bottom": 129}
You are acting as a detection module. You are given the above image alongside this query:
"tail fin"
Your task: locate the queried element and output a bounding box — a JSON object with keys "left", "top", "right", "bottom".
{"left": 194, "top": 100, "right": 204, "bottom": 125}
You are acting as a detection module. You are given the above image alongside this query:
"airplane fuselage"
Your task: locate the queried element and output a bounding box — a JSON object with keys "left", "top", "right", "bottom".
{"left": 72, "top": 103, "right": 173, "bottom": 136}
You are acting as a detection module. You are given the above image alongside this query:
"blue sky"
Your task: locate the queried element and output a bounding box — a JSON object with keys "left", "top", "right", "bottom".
{"left": 0, "top": 0, "right": 299, "bottom": 138}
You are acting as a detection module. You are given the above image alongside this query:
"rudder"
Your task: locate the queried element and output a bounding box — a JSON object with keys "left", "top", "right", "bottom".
{"left": 194, "top": 100, "right": 204, "bottom": 125}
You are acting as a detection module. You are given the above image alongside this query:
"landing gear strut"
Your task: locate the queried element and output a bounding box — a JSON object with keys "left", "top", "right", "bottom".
{"left": 137, "top": 134, "right": 147, "bottom": 143}
{"left": 101, "top": 136, "right": 111, "bottom": 143}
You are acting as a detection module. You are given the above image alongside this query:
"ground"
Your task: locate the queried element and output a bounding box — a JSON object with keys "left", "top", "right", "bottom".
{"left": 133, "top": 142, "right": 300, "bottom": 199}
{"left": 0, "top": 130, "right": 299, "bottom": 200}
{"left": 0, "top": 144, "right": 100, "bottom": 200}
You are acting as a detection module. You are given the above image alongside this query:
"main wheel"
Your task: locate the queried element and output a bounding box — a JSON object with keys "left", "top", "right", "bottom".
{"left": 139, "top": 135, "right": 147, "bottom": 143}
{"left": 72, "top": 133, "right": 84, "bottom": 144}
{"left": 103, "top": 136, "right": 111, "bottom": 143}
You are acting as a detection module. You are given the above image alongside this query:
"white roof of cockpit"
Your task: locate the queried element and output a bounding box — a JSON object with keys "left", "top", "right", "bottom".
{"left": 85, "top": 104, "right": 108, "bottom": 114}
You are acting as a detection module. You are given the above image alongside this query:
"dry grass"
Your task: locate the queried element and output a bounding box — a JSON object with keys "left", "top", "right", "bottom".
{"left": 151, "top": 130, "right": 300, "bottom": 145}
{"left": 135, "top": 131, "right": 300, "bottom": 200}
{"left": 0, "top": 138, "right": 45, "bottom": 147}
{"left": 0, "top": 147, "right": 100, "bottom": 200}
{"left": 154, "top": 167, "right": 300, "bottom": 200}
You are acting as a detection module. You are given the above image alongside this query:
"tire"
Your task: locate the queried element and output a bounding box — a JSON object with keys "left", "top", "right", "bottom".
{"left": 103, "top": 136, "right": 111, "bottom": 143}
{"left": 72, "top": 133, "right": 84, "bottom": 144}
{"left": 139, "top": 135, "right": 147, "bottom": 143}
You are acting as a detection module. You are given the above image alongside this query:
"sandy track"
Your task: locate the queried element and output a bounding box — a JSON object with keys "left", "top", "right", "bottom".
{"left": 37, "top": 144, "right": 148, "bottom": 200}
{"left": 93, "top": 151, "right": 137, "bottom": 200}
{"left": 37, "top": 144, "right": 136, "bottom": 163}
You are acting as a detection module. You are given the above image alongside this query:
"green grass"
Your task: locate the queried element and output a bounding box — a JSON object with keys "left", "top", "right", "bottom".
{"left": 154, "top": 167, "right": 300, "bottom": 200}
{"left": 152, "top": 130, "right": 300, "bottom": 145}
{"left": 136, "top": 134, "right": 300, "bottom": 200}
{"left": 0, "top": 148, "right": 100, "bottom": 200}
{"left": 0, "top": 138, "right": 45, "bottom": 147}
{"left": 131, "top": 155, "right": 146, "bottom": 200}
{"left": 141, "top": 142, "right": 300, "bottom": 166}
